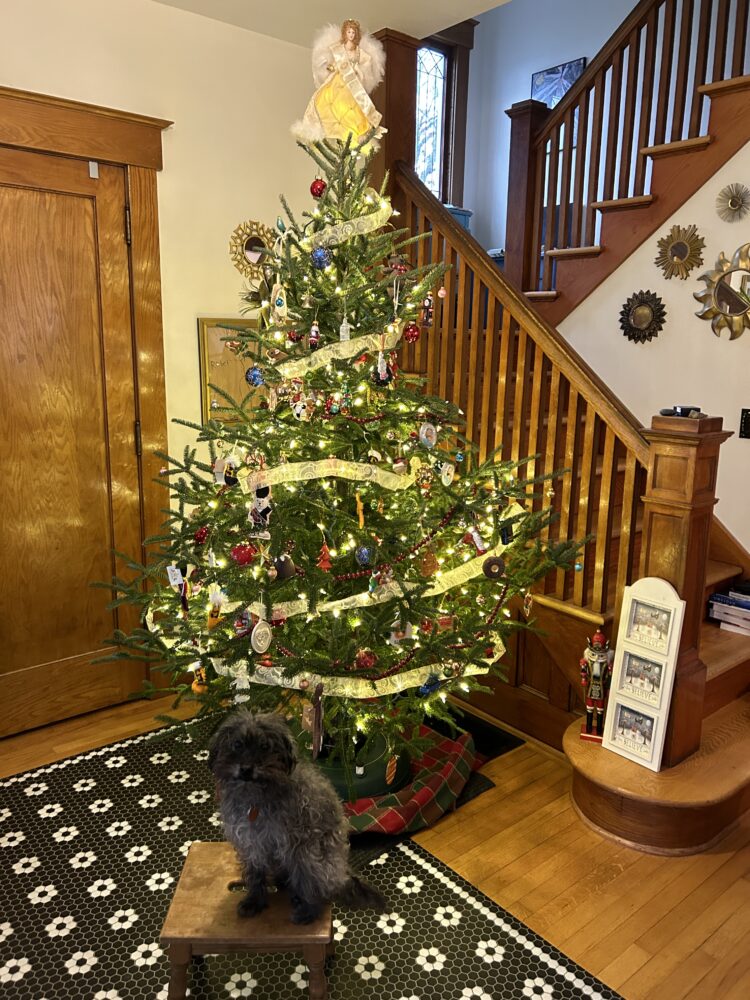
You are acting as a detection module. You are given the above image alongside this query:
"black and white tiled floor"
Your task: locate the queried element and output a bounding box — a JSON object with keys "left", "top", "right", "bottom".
{"left": 0, "top": 717, "right": 622, "bottom": 999}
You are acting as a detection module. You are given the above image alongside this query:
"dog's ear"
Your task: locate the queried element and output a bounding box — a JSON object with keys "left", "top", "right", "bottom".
{"left": 207, "top": 719, "right": 233, "bottom": 774}
{"left": 261, "top": 713, "right": 298, "bottom": 774}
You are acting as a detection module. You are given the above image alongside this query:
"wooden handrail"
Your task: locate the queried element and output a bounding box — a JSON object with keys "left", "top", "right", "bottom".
{"left": 394, "top": 161, "right": 650, "bottom": 465}
{"left": 533, "top": 0, "right": 657, "bottom": 144}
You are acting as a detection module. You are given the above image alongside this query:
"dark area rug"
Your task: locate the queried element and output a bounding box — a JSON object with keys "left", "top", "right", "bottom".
{"left": 0, "top": 716, "right": 621, "bottom": 999}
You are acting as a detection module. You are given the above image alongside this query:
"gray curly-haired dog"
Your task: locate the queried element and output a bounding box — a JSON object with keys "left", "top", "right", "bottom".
{"left": 209, "top": 711, "right": 387, "bottom": 924}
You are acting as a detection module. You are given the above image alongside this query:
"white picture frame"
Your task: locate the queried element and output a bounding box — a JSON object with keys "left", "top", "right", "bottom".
{"left": 602, "top": 577, "right": 685, "bottom": 771}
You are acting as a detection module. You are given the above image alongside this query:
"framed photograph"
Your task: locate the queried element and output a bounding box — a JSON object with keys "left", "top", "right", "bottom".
{"left": 531, "top": 57, "right": 587, "bottom": 108}
{"left": 602, "top": 577, "right": 685, "bottom": 771}
{"left": 616, "top": 650, "right": 666, "bottom": 709}
{"left": 197, "top": 317, "right": 262, "bottom": 423}
{"left": 604, "top": 701, "right": 660, "bottom": 768}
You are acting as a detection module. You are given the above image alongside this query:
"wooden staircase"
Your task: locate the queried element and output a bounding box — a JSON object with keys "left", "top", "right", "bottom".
{"left": 503, "top": 0, "right": 750, "bottom": 325}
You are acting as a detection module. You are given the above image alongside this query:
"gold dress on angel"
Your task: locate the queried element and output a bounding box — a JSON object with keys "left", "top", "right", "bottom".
{"left": 299, "top": 42, "right": 382, "bottom": 142}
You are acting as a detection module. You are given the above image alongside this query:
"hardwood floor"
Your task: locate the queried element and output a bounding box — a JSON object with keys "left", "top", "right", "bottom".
{"left": 2, "top": 699, "right": 750, "bottom": 999}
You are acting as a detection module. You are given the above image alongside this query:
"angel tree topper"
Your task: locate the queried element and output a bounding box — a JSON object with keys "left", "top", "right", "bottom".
{"left": 292, "top": 20, "right": 386, "bottom": 143}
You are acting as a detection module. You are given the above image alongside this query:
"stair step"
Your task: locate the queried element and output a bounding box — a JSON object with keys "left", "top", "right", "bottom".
{"left": 524, "top": 290, "right": 559, "bottom": 301}
{"left": 703, "top": 558, "right": 743, "bottom": 606}
{"left": 698, "top": 73, "right": 750, "bottom": 97}
{"left": 591, "top": 194, "right": 655, "bottom": 212}
{"left": 546, "top": 245, "right": 603, "bottom": 260}
{"left": 640, "top": 135, "right": 712, "bottom": 158}
{"left": 702, "top": 618, "right": 750, "bottom": 716}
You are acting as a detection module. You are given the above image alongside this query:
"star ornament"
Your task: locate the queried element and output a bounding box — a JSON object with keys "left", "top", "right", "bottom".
{"left": 694, "top": 243, "right": 750, "bottom": 340}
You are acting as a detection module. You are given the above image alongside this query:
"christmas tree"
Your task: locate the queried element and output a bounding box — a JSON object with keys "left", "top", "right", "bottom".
{"left": 106, "top": 27, "right": 578, "bottom": 791}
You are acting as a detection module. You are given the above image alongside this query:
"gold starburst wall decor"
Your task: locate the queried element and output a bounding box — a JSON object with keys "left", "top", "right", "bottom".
{"left": 229, "top": 219, "right": 276, "bottom": 280}
{"left": 654, "top": 224, "right": 705, "bottom": 280}
{"left": 619, "top": 290, "right": 667, "bottom": 344}
{"left": 694, "top": 243, "right": 750, "bottom": 340}
{"left": 716, "top": 183, "right": 750, "bottom": 224}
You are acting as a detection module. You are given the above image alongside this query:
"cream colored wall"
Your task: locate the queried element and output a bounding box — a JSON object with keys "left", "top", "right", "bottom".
{"left": 0, "top": 0, "right": 312, "bottom": 460}
{"left": 559, "top": 141, "right": 750, "bottom": 550}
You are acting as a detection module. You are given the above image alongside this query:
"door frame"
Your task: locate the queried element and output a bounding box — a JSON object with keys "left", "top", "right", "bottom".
{"left": 0, "top": 85, "right": 172, "bottom": 678}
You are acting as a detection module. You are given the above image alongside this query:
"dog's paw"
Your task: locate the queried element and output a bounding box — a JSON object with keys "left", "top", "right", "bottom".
{"left": 237, "top": 894, "right": 268, "bottom": 918}
{"left": 290, "top": 899, "right": 322, "bottom": 924}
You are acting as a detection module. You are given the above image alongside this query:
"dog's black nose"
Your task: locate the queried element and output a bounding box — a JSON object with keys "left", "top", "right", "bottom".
{"left": 239, "top": 765, "right": 256, "bottom": 782}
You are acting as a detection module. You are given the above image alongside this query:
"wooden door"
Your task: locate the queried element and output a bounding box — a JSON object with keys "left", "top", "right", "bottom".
{"left": 0, "top": 146, "right": 147, "bottom": 737}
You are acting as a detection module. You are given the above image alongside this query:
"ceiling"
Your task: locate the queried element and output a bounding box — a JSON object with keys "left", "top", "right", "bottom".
{"left": 151, "top": 0, "right": 509, "bottom": 47}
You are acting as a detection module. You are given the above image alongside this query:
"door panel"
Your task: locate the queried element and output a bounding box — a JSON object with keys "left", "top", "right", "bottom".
{"left": 0, "top": 147, "right": 146, "bottom": 736}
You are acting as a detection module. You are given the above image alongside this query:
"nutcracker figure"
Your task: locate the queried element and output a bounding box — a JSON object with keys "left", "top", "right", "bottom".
{"left": 579, "top": 628, "right": 613, "bottom": 741}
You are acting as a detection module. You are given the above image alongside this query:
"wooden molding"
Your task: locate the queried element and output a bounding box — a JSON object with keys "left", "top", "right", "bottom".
{"left": 641, "top": 135, "right": 712, "bottom": 157}
{"left": 0, "top": 85, "right": 171, "bottom": 169}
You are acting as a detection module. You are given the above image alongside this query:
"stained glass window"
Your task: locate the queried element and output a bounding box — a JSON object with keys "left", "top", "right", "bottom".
{"left": 415, "top": 47, "right": 447, "bottom": 198}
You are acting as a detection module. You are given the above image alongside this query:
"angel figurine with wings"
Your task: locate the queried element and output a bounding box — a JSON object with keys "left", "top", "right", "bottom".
{"left": 292, "top": 20, "right": 386, "bottom": 143}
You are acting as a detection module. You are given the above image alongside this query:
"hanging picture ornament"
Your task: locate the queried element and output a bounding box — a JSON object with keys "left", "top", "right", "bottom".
{"left": 421, "top": 293, "right": 434, "bottom": 326}
{"left": 403, "top": 321, "right": 420, "bottom": 344}
{"left": 244, "top": 365, "right": 264, "bottom": 387}
{"left": 619, "top": 290, "right": 666, "bottom": 344}
{"left": 228, "top": 219, "right": 276, "bottom": 281}
{"left": 250, "top": 618, "right": 273, "bottom": 654}
{"left": 310, "top": 177, "right": 327, "bottom": 199}
{"left": 716, "top": 183, "right": 750, "bottom": 224}
{"left": 311, "top": 246, "right": 332, "bottom": 270}
{"left": 418, "top": 422, "right": 437, "bottom": 448}
{"left": 483, "top": 555, "right": 506, "bottom": 580}
{"left": 440, "top": 461, "right": 455, "bottom": 486}
{"left": 654, "top": 224, "right": 705, "bottom": 280}
{"left": 694, "top": 242, "right": 750, "bottom": 340}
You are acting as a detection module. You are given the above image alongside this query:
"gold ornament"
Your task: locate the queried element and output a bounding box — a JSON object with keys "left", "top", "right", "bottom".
{"left": 654, "top": 224, "right": 704, "bottom": 280}
{"left": 716, "top": 183, "right": 750, "bottom": 224}
{"left": 694, "top": 243, "right": 750, "bottom": 340}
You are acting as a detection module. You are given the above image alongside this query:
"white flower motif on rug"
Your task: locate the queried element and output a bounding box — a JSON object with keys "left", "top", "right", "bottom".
{"left": 187, "top": 789, "right": 211, "bottom": 804}
{"left": 105, "top": 820, "right": 132, "bottom": 837}
{"left": 289, "top": 963, "right": 308, "bottom": 990}
{"left": 0, "top": 921, "right": 14, "bottom": 943}
{"left": 89, "top": 798, "right": 115, "bottom": 814}
{"left": 121, "top": 774, "right": 144, "bottom": 788}
{"left": 125, "top": 844, "right": 153, "bottom": 863}
{"left": 149, "top": 753, "right": 171, "bottom": 765}
{"left": 0, "top": 807, "right": 11, "bottom": 823}
{"left": 130, "top": 942, "right": 163, "bottom": 967}
{"left": 52, "top": 826, "right": 79, "bottom": 843}
{"left": 225, "top": 971, "right": 258, "bottom": 996}
{"left": 94, "top": 990, "right": 123, "bottom": 999}
{"left": 27, "top": 884, "right": 58, "bottom": 905}
{"left": 45, "top": 915, "right": 78, "bottom": 938}
{"left": 108, "top": 909, "right": 139, "bottom": 931}
{"left": 396, "top": 874, "right": 423, "bottom": 894}
{"left": 434, "top": 904, "right": 462, "bottom": 926}
{"left": 105, "top": 756, "right": 128, "bottom": 769}
{"left": 88, "top": 878, "right": 117, "bottom": 898}
{"left": 475, "top": 939, "right": 506, "bottom": 963}
{"left": 462, "top": 988, "right": 494, "bottom": 999}
{"left": 69, "top": 850, "right": 98, "bottom": 869}
{"left": 23, "top": 781, "right": 48, "bottom": 796}
{"left": 138, "top": 793, "right": 163, "bottom": 809}
{"left": 64, "top": 950, "right": 99, "bottom": 975}
{"left": 11, "top": 855, "right": 39, "bottom": 874}
{"left": 146, "top": 872, "right": 175, "bottom": 891}
{"left": 377, "top": 911, "right": 405, "bottom": 935}
{"left": 37, "top": 802, "right": 64, "bottom": 819}
{"left": 168, "top": 770, "right": 190, "bottom": 783}
{"left": 333, "top": 918, "right": 348, "bottom": 941}
{"left": 415, "top": 947, "right": 446, "bottom": 972}
{"left": 0, "top": 830, "right": 26, "bottom": 848}
{"left": 0, "top": 957, "right": 31, "bottom": 983}
{"left": 354, "top": 954, "right": 385, "bottom": 980}
{"left": 72, "top": 777, "right": 97, "bottom": 792}
{"left": 523, "top": 976, "right": 556, "bottom": 997}
{"left": 158, "top": 815, "right": 183, "bottom": 832}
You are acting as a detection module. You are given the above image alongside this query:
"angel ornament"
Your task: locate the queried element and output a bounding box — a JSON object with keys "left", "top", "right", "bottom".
{"left": 292, "top": 20, "right": 386, "bottom": 143}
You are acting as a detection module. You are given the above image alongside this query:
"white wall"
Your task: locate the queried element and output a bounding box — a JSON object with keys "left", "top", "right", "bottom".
{"left": 559, "top": 141, "right": 750, "bottom": 549}
{"left": 464, "top": 0, "right": 634, "bottom": 251}
{"left": 0, "top": 0, "right": 313, "bottom": 460}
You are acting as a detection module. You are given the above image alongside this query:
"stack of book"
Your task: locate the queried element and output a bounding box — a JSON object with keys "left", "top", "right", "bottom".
{"left": 709, "top": 583, "right": 750, "bottom": 636}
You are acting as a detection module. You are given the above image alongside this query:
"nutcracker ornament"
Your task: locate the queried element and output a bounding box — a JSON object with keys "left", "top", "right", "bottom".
{"left": 579, "top": 628, "right": 613, "bottom": 742}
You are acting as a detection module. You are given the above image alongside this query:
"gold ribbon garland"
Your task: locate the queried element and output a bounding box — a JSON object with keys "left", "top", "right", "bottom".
{"left": 276, "top": 323, "right": 401, "bottom": 379}
{"left": 309, "top": 186, "right": 392, "bottom": 250}
{"left": 238, "top": 455, "right": 418, "bottom": 495}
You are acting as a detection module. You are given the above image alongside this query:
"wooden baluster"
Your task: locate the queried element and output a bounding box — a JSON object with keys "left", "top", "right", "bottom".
{"left": 557, "top": 107, "right": 575, "bottom": 251}
{"left": 555, "top": 384, "right": 580, "bottom": 599}
{"left": 414, "top": 202, "right": 427, "bottom": 375}
{"left": 602, "top": 52, "right": 623, "bottom": 202}
{"left": 570, "top": 91, "right": 589, "bottom": 247}
{"left": 612, "top": 451, "right": 640, "bottom": 640}
{"left": 573, "top": 405, "right": 598, "bottom": 608}
{"left": 633, "top": 5, "right": 659, "bottom": 194}
{"left": 511, "top": 327, "right": 529, "bottom": 463}
{"left": 541, "top": 367, "right": 562, "bottom": 545}
{"left": 541, "top": 125, "right": 560, "bottom": 289}
{"left": 654, "top": 0, "right": 677, "bottom": 145}
{"left": 584, "top": 72, "right": 605, "bottom": 245}
{"left": 493, "top": 309, "right": 513, "bottom": 461}
{"left": 591, "top": 426, "right": 617, "bottom": 614}
{"left": 423, "top": 216, "right": 441, "bottom": 378}
{"left": 465, "top": 275, "right": 483, "bottom": 447}
{"left": 529, "top": 144, "right": 546, "bottom": 291}
{"left": 712, "top": 0, "right": 730, "bottom": 81}
{"left": 452, "top": 258, "right": 469, "bottom": 409}
{"left": 732, "top": 0, "right": 749, "bottom": 77}
{"left": 525, "top": 344, "right": 546, "bottom": 505}
{"left": 478, "top": 293, "right": 497, "bottom": 463}
{"left": 671, "top": 0, "right": 695, "bottom": 141}
{"left": 688, "top": 0, "right": 713, "bottom": 135}
{"left": 438, "top": 243, "right": 456, "bottom": 399}
{"left": 425, "top": 227, "right": 443, "bottom": 393}
{"left": 618, "top": 26, "right": 641, "bottom": 199}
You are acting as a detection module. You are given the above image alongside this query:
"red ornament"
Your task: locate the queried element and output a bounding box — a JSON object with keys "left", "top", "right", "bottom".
{"left": 230, "top": 543, "right": 258, "bottom": 566}
{"left": 193, "top": 525, "right": 209, "bottom": 546}
{"left": 316, "top": 542, "right": 332, "bottom": 571}
{"left": 288, "top": 330, "right": 303, "bottom": 342}
{"left": 310, "top": 177, "right": 327, "bottom": 199}
{"left": 403, "top": 321, "right": 420, "bottom": 344}
{"left": 354, "top": 649, "right": 378, "bottom": 670}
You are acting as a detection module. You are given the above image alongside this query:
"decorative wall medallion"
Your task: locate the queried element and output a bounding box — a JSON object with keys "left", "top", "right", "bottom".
{"left": 716, "top": 183, "right": 750, "bottom": 224}
{"left": 229, "top": 220, "right": 276, "bottom": 280}
{"left": 619, "top": 291, "right": 666, "bottom": 344}
{"left": 654, "top": 224, "right": 705, "bottom": 280}
{"left": 694, "top": 243, "right": 750, "bottom": 339}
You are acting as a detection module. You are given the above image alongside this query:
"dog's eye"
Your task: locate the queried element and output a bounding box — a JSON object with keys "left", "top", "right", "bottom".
{"left": 231, "top": 738, "right": 244, "bottom": 752}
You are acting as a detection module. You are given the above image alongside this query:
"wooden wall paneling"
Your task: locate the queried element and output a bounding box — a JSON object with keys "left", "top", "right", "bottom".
{"left": 573, "top": 406, "right": 599, "bottom": 607}
{"left": 371, "top": 29, "right": 419, "bottom": 191}
{"left": 731, "top": 0, "right": 749, "bottom": 77}
{"left": 570, "top": 92, "right": 590, "bottom": 247}
{"left": 671, "top": 0, "right": 695, "bottom": 140}
{"left": 689, "top": 0, "right": 713, "bottom": 134}
{"left": 619, "top": 26, "right": 642, "bottom": 199}
{"left": 584, "top": 72, "right": 605, "bottom": 245}
{"left": 654, "top": 0, "right": 677, "bottom": 145}
{"left": 602, "top": 51, "right": 624, "bottom": 201}
{"left": 634, "top": 6, "right": 659, "bottom": 193}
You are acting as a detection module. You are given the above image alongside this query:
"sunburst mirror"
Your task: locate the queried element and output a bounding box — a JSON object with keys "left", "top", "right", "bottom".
{"left": 619, "top": 290, "right": 666, "bottom": 344}
{"left": 694, "top": 243, "right": 750, "bottom": 340}
{"left": 229, "top": 220, "right": 276, "bottom": 280}
{"left": 654, "top": 224, "right": 705, "bottom": 280}
{"left": 716, "top": 183, "right": 750, "bottom": 224}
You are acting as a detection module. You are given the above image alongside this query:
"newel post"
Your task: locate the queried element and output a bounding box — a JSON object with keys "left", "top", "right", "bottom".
{"left": 370, "top": 29, "right": 420, "bottom": 195}
{"left": 639, "top": 413, "right": 732, "bottom": 767}
{"left": 503, "top": 99, "right": 550, "bottom": 290}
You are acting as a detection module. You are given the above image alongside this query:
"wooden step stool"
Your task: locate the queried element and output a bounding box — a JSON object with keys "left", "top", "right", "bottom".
{"left": 160, "top": 841, "right": 334, "bottom": 999}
